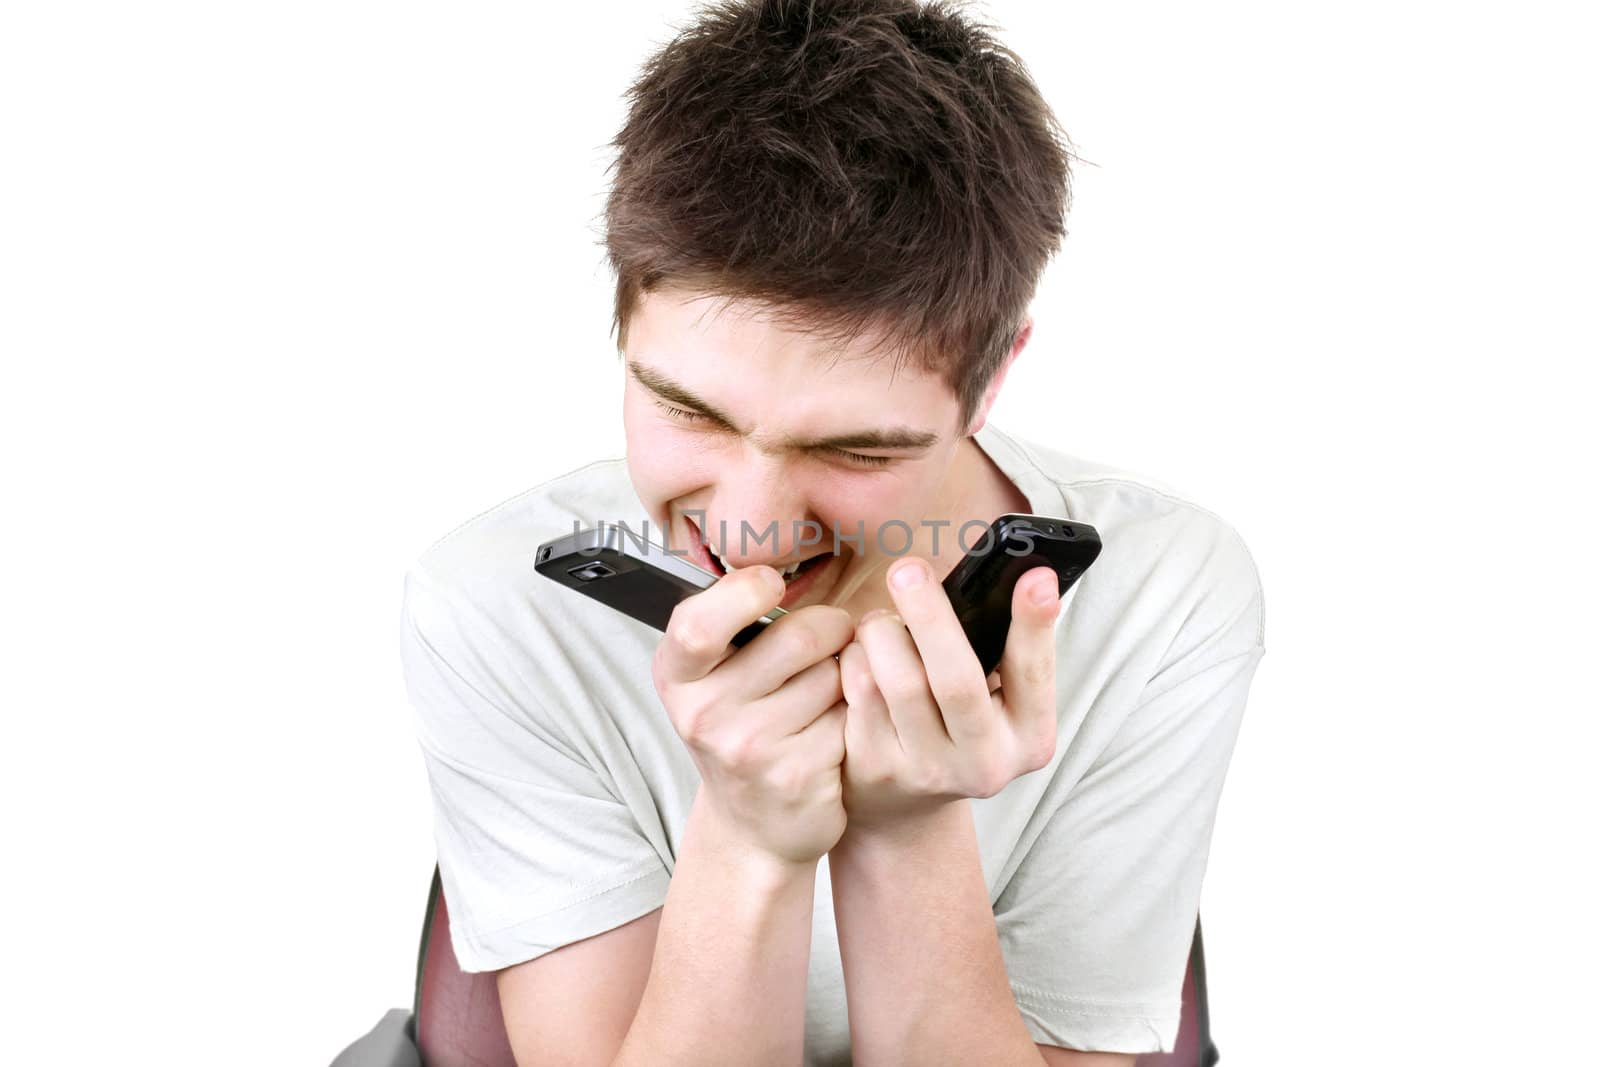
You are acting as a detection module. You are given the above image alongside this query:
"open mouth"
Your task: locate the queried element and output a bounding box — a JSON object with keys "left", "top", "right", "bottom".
{"left": 685, "top": 517, "right": 834, "bottom": 583}
{"left": 773, "top": 552, "right": 831, "bottom": 583}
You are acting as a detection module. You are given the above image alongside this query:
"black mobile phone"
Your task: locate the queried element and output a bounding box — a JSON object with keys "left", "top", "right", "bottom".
{"left": 941, "top": 513, "right": 1102, "bottom": 677}
{"left": 534, "top": 524, "right": 788, "bottom": 648}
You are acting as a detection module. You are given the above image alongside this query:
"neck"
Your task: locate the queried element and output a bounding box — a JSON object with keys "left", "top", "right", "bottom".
{"left": 923, "top": 430, "right": 1031, "bottom": 580}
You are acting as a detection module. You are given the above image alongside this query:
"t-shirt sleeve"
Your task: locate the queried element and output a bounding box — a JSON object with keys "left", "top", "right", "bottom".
{"left": 398, "top": 564, "right": 671, "bottom": 973}
{"left": 994, "top": 526, "right": 1266, "bottom": 1054}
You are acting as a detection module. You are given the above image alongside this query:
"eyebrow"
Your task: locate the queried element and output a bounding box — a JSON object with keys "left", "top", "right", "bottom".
{"left": 627, "top": 360, "right": 941, "bottom": 452}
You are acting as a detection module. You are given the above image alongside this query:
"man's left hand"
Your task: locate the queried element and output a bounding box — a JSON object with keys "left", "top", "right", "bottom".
{"left": 838, "top": 556, "right": 1063, "bottom": 835}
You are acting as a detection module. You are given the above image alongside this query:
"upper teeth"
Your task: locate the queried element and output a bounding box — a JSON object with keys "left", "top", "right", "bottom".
{"left": 711, "top": 547, "right": 806, "bottom": 578}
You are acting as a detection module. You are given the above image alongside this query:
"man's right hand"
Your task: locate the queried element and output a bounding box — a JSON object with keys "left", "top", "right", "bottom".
{"left": 652, "top": 564, "right": 853, "bottom": 868}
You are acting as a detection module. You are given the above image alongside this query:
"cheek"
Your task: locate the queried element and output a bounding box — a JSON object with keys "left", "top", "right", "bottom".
{"left": 815, "top": 470, "right": 936, "bottom": 550}
{"left": 624, "top": 407, "right": 714, "bottom": 507}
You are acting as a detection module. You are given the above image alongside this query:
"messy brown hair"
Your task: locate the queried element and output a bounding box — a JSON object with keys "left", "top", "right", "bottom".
{"left": 603, "top": 0, "right": 1073, "bottom": 433}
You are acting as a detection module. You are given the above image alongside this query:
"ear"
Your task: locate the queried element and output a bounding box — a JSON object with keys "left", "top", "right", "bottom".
{"left": 964, "top": 318, "right": 1034, "bottom": 436}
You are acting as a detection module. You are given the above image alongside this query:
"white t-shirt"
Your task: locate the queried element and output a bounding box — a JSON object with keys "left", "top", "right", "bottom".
{"left": 399, "top": 420, "right": 1266, "bottom": 1059}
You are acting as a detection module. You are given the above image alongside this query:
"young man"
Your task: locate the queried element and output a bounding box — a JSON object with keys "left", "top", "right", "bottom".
{"left": 400, "top": 2, "right": 1266, "bottom": 1064}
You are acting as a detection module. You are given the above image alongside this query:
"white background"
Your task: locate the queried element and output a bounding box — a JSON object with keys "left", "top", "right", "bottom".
{"left": 3, "top": 2, "right": 1595, "bottom": 1063}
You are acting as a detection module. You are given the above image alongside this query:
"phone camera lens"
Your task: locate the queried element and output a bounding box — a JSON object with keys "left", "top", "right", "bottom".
{"left": 570, "top": 562, "right": 615, "bottom": 581}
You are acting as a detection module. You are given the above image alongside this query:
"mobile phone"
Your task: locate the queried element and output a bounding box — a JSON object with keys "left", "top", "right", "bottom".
{"left": 534, "top": 523, "right": 788, "bottom": 648}
{"left": 941, "top": 513, "right": 1102, "bottom": 676}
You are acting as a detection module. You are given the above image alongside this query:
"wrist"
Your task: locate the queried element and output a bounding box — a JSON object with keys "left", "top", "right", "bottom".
{"left": 834, "top": 799, "right": 968, "bottom": 860}
{"left": 687, "top": 786, "right": 820, "bottom": 891}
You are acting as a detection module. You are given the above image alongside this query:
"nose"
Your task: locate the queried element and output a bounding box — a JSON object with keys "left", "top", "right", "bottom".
{"left": 703, "top": 454, "right": 819, "bottom": 565}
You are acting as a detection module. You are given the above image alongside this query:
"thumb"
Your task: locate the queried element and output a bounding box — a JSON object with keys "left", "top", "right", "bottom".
{"left": 1016, "top": 565, "right": 1060, "bottom": 623}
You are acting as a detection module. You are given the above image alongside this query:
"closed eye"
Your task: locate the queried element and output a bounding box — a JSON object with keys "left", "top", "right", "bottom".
{"left": 826, "top": 448, "right": 892, "bottom": 468}
{"left": 655, "top": 402, "right": 709, "bottom": 424}
{"left": 653, "top": 400, "right": 895, "bottom": 469}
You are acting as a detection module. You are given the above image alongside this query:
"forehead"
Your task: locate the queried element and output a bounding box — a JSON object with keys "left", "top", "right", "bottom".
{"left": 624, "top": 288, "right": 961, "bottom": 448}
{"left": 626, "top": 288, "right": 949, "bottom": 398}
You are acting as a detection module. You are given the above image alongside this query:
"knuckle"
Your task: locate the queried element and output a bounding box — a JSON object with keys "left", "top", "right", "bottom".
{"left": 905, "top": 762, "right": 944, "bottom": 797}
{"left": 718, "top": 728, "right": 762, "bottom": 772}
{"left": 787, "top": 605, "right": 852, "bottom": 651}
{"left": 780, "top": 622, "right": 822, "bottom": 664}
{"left": 673, "top": 695, "right": 715, "bottom": 743}
{"left": 675, "top": 618, "right": 719, "bottom": 659}
{"left": 765, "top": 761, "right": 807, "bottom": 803}
{"left": 817, "top": 606, "right": 855, "bottom": 646}
{"left": 881, "top": 670, "right": 924, "bottom": 707}
{"left": 949, "top": 679, "right": 992, "bottom": 717}
{"left": 1021, "top": 656, "right": 1053, "bottom": 689}
{"left": 826, "top": 700, "right": 849, "bottom": 731}
{"left": 823, "top": 710, "right": 848, "bottom": 756}
{"left": 814, "top": 661, "right": 846, "bottom": 704}
{"left": 853, "top": 751, "right": 891, "bottom": 786}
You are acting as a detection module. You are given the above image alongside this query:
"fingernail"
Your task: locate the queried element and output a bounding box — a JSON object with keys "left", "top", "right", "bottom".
{"left": 764, "top": 566, "right": 787, "bottom": 597}
{"left": 890, "top": 560, "right": 926, "bottom": 590}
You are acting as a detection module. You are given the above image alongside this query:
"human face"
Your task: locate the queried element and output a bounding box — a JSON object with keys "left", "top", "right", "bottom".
{"left": 622, "top": 287, "right": 983, "bottom": 619}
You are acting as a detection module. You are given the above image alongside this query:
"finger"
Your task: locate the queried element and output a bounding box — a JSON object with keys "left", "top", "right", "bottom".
{"left": 791, "top": 700, "right": 847, "bottom": 770}
{"left": 884, "top": 556, "right": 993, "bottom": 740}
{"left": 838, "top": 640, "right": 897, "bottom": 751}
{"left": 749, "top": 653, "right": 846, "bottom": 737}
{"left": 996, "top": 566, "right": 1061, "bottom": 736}
{"left": 656, "top": 566, "right": 786, "bottom": 685}
{"left": 854, "top": 609, "right": 948, "bottom": 754}
{"left": 730, "top": 604, "right": 854, "bottom": 701}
